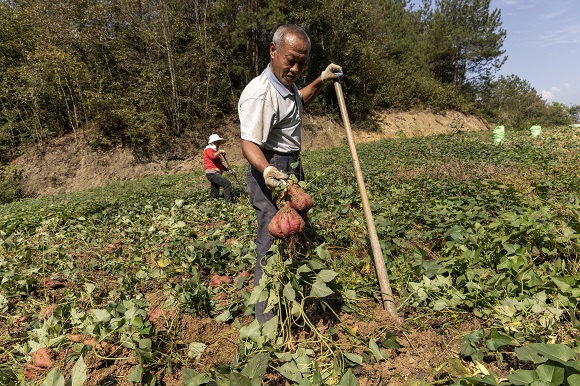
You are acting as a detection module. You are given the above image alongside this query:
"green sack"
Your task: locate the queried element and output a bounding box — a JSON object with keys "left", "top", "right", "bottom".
{"left": 530, "top": 125, "right": 542, "bottom": 137}
{"left": 492, "top": 125, "right": 505, "bottom": 145}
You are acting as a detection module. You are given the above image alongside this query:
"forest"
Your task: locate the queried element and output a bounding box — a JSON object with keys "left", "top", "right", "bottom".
{"left": 1, "top": 0, "right": 578, "bottom": 168}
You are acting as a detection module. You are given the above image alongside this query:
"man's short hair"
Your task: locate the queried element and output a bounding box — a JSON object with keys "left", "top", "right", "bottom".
{"left": 272, "top": 24, "right": 311, "bottom": 55}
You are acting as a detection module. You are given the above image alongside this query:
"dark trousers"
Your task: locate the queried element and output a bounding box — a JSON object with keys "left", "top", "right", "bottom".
{"left": 246, "top": 151, "right": 303, "bottom": 323}
{"left": 206, "top": 172, "right": 231, "bottom": 202}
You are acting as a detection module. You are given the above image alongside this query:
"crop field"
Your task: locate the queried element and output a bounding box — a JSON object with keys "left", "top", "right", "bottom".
{"left": 1, "top": 127, "right": 579, "bottom": 385}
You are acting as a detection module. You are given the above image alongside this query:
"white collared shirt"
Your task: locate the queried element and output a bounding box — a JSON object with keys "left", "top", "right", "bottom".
{"left": 238, "top": 65, "right": 303, "bottom": 153}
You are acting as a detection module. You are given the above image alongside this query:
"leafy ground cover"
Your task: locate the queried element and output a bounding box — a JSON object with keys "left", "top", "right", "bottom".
{"left": 1, "top": 127, "right": 579, "bottom": 385}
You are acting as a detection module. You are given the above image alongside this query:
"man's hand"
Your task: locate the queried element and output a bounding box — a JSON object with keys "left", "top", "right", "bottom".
{"left": 321, "top": 63, "right": 343, "bottom": 83}
{"left": 263, "top": 166, "right": 288, "bottom": 190}
{"left": 216, "top": 149, "right": 226, "bottom": 156}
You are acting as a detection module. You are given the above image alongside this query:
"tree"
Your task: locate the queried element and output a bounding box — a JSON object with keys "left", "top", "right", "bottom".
{"left": 568, "top": 105, "right": 580, "bottom": 124}
{"left": 480, "top": 74, "right": 545, "bottom": 128}
{"left": 423, "top": 0, "right": 506, "bottom": 90}
{"left": 543, "top": 102, "right": 575, "bottom": 126}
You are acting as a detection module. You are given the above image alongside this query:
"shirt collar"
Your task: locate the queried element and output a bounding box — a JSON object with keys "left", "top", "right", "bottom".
{"left": 265, "top": 64, "right": 297, "bottom": 98}
{"left": 204, "top": 143, "right": 217, "bottom": 151}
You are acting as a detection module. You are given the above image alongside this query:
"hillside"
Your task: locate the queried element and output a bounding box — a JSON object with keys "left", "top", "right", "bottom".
{"left": 11, "top": 110, "right": 490, "bottom": 197}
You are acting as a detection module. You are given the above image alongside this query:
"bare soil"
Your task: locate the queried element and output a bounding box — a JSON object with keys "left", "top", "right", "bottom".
{"left": 11, "top": 110, "right": 490, "bottom": 197}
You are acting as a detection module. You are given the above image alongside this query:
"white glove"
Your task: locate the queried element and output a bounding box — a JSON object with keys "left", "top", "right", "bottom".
{"left": 216, "top": 149, "right": 226, "bottom": 156}
{"left": 321, "top": 63, "right": 343, "bottom": 83}
{"left": 263, "top": 166, "right": 288, "bottom": 190}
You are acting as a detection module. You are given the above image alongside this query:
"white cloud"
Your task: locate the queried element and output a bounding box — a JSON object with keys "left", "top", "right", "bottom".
{"left": 494, "top": 0, "right": 539, "bottom": 9}
{"left": 538, "top": 25, "right": 580, "bottom": 46}
{"left": 541, "top": 83, "right": 571, "bottom": 102}
{"left": 542, "top": 89, "right": 557, "bottom": 101}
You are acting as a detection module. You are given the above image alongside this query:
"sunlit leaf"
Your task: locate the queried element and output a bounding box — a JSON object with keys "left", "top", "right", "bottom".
{"left": 182, "top": 368, "right": 214, "bottom": 386}
{"left": 41, "top": 369, "right": 65, "bottom": 386}
{"left": 127, "top": 364, "right": 143, "bottom": 382}
{"left": 310, "top": 278, "right": 333, "bottom": 298}
{"left": 187, "top": 342, "right": 207, "bottom": 360}
{"left": 70, "top": 355, "right": 87, "bottom": 386}
{"left": 337, "top": 369, "right": 358, "bottom": 386}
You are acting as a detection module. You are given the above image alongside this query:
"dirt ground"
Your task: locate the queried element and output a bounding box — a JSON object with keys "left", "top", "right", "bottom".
{"left": 11, "top": 110, "right": 490, "bottom": 197}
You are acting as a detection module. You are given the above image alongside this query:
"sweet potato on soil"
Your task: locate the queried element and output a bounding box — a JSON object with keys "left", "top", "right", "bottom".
{"left": 234, "top": 270, "right": 251, "bottom": 286}
{"left": 31, "top": 347, "right": 53, "bottom": 369}
{"left": 268, "top": 202, "right": 305, "bottom": 239}
{"left": 210, "top": 275, "right": 232, "bottom": 287}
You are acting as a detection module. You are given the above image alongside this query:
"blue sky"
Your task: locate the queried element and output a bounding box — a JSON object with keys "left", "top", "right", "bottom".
{"left": 491, "top": 0, "right": 579, "bottom": 106}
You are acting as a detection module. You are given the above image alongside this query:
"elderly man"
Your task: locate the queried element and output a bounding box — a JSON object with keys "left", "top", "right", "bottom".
{"left": 238, "top": 24, "right": 342, "bottom": 323}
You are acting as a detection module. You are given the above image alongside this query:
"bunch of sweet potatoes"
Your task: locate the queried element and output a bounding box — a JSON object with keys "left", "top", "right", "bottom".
{"left": 268, "top": 180, "right": 312, "bottom": 239}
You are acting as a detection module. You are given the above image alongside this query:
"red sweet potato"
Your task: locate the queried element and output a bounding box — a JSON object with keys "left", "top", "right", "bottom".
{"left": 210, "top": 275, "right": 232, "bottom": 287}
{"left": 31, "top": 347, "right": 53, "bottom": 369}
{"left": 286, "top": 181, "right": 313, "bottom": 213}
{"left": 210, "top": 275, "right": 221, "bottom": 287}
{"left": 234, "top": 270, "right": 251, "bottom": 286}
{"left": 268, "top": 202, "right": 305, "bottom": 239}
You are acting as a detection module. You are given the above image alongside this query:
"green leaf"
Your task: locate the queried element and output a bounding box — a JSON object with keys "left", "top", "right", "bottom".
{"left": 567, "top": 374, "right": 580, "bottom": 385}
{"left": 41, "top": 369, "right": 65, "bottom": 386}
{"left": 382, "top": 332, "right": 403, "bottom": 349}
{"left": 316, "top": 244, "right": 330, "bottom": 260}
{"left": 136, "top": 338, "right": 153, "bottom": 362}
{"left": 241, "top": 352, "right": 270, "bottom": 379}
{"left": 215, "top": 310, "right": 231, "bottom": 322}
{"left": 309, "top": 278, "right": 333, "bottom": 298}
{"left": 294, "top": 355, "right": 313, "bottom": 376}
{"left": 239, "top": 320, "right": 262, "bottom": 342}
{"left": 486, "top": 329, "right": 516, "bottom": 351}
{"left": 461, "top": 374, "right": 499, "bottom": 385}
{"left": 274, "top": 352, "right": 293, "bottom": 361}
{"left": 343, "top": 353, "right": 363, "bottom": 366}
{"left": 316, "top": 269, "right": 337, "bottom": 283}
{"left": 127, "top": 364, "right": 143, "bottom": 383}
{"left": 90, "top": 309, "right": 111, "bottom": 323}
{"left": 515, "top": 346, "right": 549, "bottom": 364}
{"left": 182, "top": 368, "right": 214, "bottom": 385}
{"left": 70, "top": 355, "right": 87, "bottom": 386}
{"left": 535, "top": 363, "right": 564, "bottom": 384}
{"left": 550, "top": 277, "right": 574, "bottom": 293}
{"left": 516, "top": 344, "right": 576, "bottom": 365}
{"left": 283, "top": 282, "right": 296, "bottom": 301}
{"left": 369, "top": 338, "right": 388, "bottom": 362}
{"left": 337, "top": 369, "right": 358, "bottom": 386}
{"left": 277, "top": 361, "right": 303, "bottom": 383}
{"left": 262, "top": 316, "right": 278, "bottom": 341}
{"left": 506, "top": 369, "right": 539, "bottom": 385}
{"left": 187, "top": 342, "right": 207, "bottom": 360}
{"left": 247, "top": 285, "right": 268, "bottom": 306}
{"left": 229, "top": 372, "right": 252, "bottom": 386}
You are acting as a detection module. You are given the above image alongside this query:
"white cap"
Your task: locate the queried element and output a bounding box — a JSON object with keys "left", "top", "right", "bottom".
{"left": 208, "top": 134, "right": 226, "bottom": 144}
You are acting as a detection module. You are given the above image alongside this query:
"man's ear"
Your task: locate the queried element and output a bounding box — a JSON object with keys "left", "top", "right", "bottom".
{"left": 269, "top": 42, "right": 277, "bottom": 60}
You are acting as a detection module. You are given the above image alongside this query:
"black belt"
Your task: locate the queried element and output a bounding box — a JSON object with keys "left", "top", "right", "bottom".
{"left": 263, "top": 149, "right": 301, "bottom": 158}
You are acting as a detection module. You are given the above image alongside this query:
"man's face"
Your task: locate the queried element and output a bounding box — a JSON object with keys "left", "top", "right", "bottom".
{"left": 270, "top": 33, "right": 309, "bottom": 88}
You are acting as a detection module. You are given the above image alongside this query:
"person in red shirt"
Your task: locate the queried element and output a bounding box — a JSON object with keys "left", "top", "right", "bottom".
{"left": 204, "top": 134, "right": 232, "bottom": 202}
